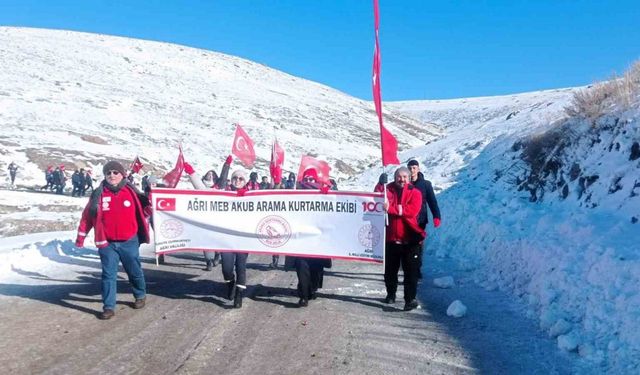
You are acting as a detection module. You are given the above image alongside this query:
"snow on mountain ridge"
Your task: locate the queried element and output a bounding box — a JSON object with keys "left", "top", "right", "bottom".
{"left": 0, "top": 27, "right": 439, "bottom": 187}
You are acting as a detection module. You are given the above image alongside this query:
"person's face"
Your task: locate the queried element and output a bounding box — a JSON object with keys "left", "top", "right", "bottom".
{"left": 105, "top": 170, "right": 124, "bottom": 186}
{"left": 303, "top": 175, "right": 316, "bottom": 184}
{"left": 231, "top": 175, "right": 245, "bottom": 189}
{"left": 409, "top": 165, "right": 419, "bottom": 178}
{"left": 394, "top": 171, "right": 409, "bottom": 188}
{"left": 262, "top": 177, "right": 268, "bottom": 183}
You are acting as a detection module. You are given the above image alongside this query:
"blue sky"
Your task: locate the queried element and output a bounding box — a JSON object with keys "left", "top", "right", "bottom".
{"left": 1, "top": 0, "right": 639, "bottom": 101}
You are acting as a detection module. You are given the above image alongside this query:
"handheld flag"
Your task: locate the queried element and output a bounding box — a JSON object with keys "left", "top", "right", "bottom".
{"left": 163, "top": 146, "right": 184, "bottom": 188}
{"left": 269, "top": 138, "right": 285, "bottom": 184}
{"left": 297, "top": 155, "right": 331, "bottom": 185}
{"left": 130, "top": 156, "right": 143, "bottom": 174}
{"left": 231, "top": 123, "right": 256, "bottom": 168}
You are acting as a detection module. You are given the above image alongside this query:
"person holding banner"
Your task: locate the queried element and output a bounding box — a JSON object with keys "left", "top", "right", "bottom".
{"left": 285, "top": 168, "right": 332, "bottom": 307}
{"left": 383, "top": 166, "right": 425, "bottom": 311}
{"left": 218, "top": 168, "right": 253, "bottom": 308}
{"left": 184, "top": 158, "right": 231, "bottom": 271}
{"left": 75, "top": 160, "right": 151, "bottom": 320}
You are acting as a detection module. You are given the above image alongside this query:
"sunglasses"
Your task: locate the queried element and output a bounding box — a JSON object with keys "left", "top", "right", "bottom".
{"left": 106, "top": 170, "right": 121, "bottom": 176}
{"left": 303, "top": 177, "right": 315, "bottom": 182}
{"left": 232, "top": 177, "right": 245, "bottom": 181}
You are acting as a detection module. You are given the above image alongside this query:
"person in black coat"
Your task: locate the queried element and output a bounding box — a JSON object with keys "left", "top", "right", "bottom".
{"left": 407, "top": 160, "right": 441, "bottom": 278}
{"left": 284, "top": 168, "right": 332, "bottom": 307}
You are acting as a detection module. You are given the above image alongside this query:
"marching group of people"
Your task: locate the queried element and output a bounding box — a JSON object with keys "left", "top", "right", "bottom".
{"left": 41, "top": 165, "right": 95, "bottom": 196}
{"left": 74, "top": 156, "right": 440, "bottom": 320}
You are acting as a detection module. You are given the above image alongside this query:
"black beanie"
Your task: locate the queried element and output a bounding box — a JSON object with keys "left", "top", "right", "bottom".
{"left": 103, "top": 161, "right": 127, "bottom": 177}
{"left": 407, "top": 159, "right": 419, "bottom": 167}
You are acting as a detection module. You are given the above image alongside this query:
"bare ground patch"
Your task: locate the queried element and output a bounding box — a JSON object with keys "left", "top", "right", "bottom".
{"left": 0, "top": 219, "right": 76, "bottom": 237}
{"left": 68, "top": 131, "right": 109, "bottom": 145}
{"left": 0, "top": 204, "right": 30, "bottom": 215}
{"left": 37, "top": 204, "right": 84, "bottom": 213}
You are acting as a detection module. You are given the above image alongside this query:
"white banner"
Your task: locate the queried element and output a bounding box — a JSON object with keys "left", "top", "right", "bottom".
{"left": 151, "top": 188, "right": 385, "bottom": 263}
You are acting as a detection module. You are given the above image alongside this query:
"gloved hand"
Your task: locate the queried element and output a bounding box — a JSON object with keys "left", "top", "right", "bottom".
{"left": 75, "top": 236, "right": 85, "bottom": 248}
{"left": 434, "top": 218, "right": 441, "bottom": 228}
{"left": 184, "top": 162, "right": 195, "bottom": 175}
{"left": 236, "top": 187, "right": 247, "bottom": 196}
{"left": 225, "top": 155, "right": 233, "bottom": 165}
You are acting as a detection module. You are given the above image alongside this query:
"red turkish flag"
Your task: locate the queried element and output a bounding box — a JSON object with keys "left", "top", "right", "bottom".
{"left": 231, "top": 123, "right": 256, "bottom": 168}
{"left": 373, "top": 0, "right": 400, "bottom": 166}
{"left": 130, "top": 156, "right": 143, "bottom": 174}
{"left": 155, "top": 197, "right": 176, "bottom": 211}
{"left": 296, "top": 155, "right": 331, "bottom": 185}
{"left": 269, "top": 139, "right": 285, "bottom": 184}
{"left": 162, "top": 146, "right": 184, "bottom": 188}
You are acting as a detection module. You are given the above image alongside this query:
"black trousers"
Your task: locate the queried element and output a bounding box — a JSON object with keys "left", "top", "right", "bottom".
{"left": 221, "top": 252, "right": 248, "bottom": 287}
{"left": 295, "top": 258, "right": 324, "bottom": 300}
{"left": 384, "top": 242, "right": 421, "bottom": 303}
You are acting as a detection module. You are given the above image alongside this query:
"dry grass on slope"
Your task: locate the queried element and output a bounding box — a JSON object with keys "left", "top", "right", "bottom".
{"left": 565, "top": 60, "right": 640, "bottom": 123}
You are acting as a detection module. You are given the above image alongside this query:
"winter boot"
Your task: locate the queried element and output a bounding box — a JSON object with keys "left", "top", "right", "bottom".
{"left": 212, "top": 253, "right": 220, "bottom": 267}
{"left": 99, "top": 309, "right": 115, "bottom": 320}
{"left": 233, "top": 287, "right": 244, "bottom": 308}
{"left": 133, "top": 297, "right": 146, "bottom": 309}
{"left": 227, "top": 280, "right": 236, "bottom": 300}
{"left": 383, "top": 294, "right": 396, "bottom": 304}
{"left": 403, "top": 299, "right": 419, "bottom": 311}
{"left": 205, "top": 259, "right": 213, "bottom": 271}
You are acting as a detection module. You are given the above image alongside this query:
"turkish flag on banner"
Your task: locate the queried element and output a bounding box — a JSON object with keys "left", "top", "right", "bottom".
{"left": 155, "top": 197, "right": 176, "bottom": 211}
{"left": 130, "top": 156, "right": 143, "bottom": 174}
{"left": 372, "top": 0, "right": 400, "bottom": 166}
{"left": 269, "top": 139, "right": 285, "bottom": 184}
{"left": 231, "top": 123, "right": 256, "bottom": 168}
{"left": 163, "top": 146, "right": 184, "bottom": 188}
{"left": 296, "top": 155, "right": 331, "bottom": 185}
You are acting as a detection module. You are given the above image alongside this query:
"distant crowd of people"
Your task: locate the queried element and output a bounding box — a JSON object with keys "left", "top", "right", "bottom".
{"left": 41, "top": 165, "right": 95, "bottom": 196}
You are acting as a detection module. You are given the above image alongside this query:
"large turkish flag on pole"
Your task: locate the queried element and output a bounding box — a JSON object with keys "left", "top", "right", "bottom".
{"left": 231, "top": 123, "right": 256, "bottom": 168}
{"left": 373, "top": 0, "right": 400, "bottom": 166}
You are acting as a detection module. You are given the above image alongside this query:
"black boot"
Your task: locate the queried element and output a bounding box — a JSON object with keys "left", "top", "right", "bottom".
{"left": 227, "top": 280, "right": 236, "bottom": 301}
{"left": 233, "top": 288, "right": 244, "bottom": 308}
{"left": 205, "top": 259, "right": 213, "bottom": 271}
{"left": 212, "top": 253, "right": 220, "bottom": 267}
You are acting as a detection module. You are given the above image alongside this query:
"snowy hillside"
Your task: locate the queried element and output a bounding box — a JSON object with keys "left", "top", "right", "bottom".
{"left": 0, "top": 27, "right": 440, "bottom": 188}
{"left": 387, "top": 88, "right": 639, "bottom": 373}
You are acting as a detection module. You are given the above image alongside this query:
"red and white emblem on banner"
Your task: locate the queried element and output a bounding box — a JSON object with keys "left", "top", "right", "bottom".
{"left": 156, "top": 198, "right": 176, "bottom": 211}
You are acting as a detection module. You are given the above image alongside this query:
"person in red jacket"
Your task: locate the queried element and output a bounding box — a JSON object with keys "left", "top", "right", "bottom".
{"left": 75, "top": 160, "right": 151, "bottom": 320}
{"left": 383, "top": 166, "right": 425, "bottom": 311}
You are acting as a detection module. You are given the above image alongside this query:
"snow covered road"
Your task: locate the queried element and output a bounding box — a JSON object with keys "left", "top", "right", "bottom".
{"left": 0, "top": 234, "right": 591, "bottom": 374}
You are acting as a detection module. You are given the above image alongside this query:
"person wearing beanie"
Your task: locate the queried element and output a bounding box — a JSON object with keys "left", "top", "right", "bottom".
{"left": 184, "top": 157, "right": 233, "bottom": 271}
{"left": 184, "top": 156, "right": 248, "bottom": 308}
{"left": 285, "top": 167, "right": 332, "bottom": 307}
{"left": 75, "top": 159, "right": 151, "bottom": 320}
{"left": 406, "top": 159, "right": 441, "bottom": 279}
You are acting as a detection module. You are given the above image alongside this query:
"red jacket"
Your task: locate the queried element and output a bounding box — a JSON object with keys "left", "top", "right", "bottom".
{"left": 374, "top": 183, "right": 385, "bottom": 193}
{"left": 385, "top": 182, "right": 425, "bottom": 243}
{"left": 77, "top": 183, "right": 150, "bottom": 248}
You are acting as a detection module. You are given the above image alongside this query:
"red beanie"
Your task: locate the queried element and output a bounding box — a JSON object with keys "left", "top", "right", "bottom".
{"left": 303, "top": 168, "right": 318, "bottom": 181}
